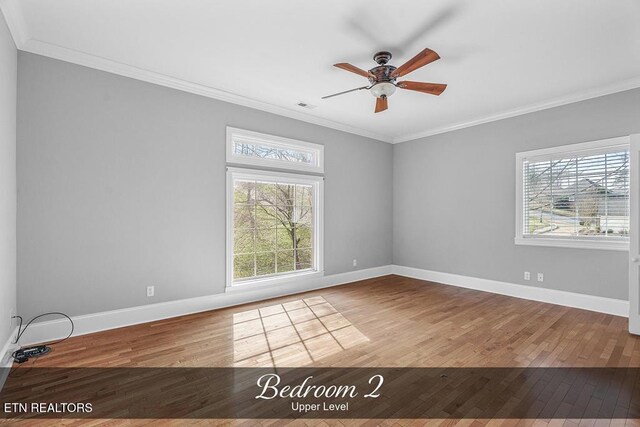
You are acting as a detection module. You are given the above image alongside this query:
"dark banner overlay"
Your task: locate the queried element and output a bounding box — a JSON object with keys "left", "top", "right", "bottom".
{"left": 1, "top": 367, "right": 639, "bottom": 419}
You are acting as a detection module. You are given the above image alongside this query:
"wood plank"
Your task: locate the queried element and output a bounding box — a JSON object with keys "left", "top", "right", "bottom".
{"left": 5, "top": 275, "right": 639, "bottom": 424}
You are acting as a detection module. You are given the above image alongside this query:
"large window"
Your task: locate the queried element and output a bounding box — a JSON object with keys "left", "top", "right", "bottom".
{"left": 226, "top": 128, "right": 324, "bottom": 288}
{"left": 515, "top": 137, "right": 630, "bottom": 250}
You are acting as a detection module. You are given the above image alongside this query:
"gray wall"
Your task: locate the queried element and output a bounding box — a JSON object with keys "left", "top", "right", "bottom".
{"left": 393, "top": 88, "right": 640, "bottom": 300}
{"left": 17, "top": 52, "right": 393, "bottom": 319}
{"left": 16, "top": 49, "right": 638, "bottom": 321}
{"left": 0, "top": 11, "right": 17, "bottom": 347}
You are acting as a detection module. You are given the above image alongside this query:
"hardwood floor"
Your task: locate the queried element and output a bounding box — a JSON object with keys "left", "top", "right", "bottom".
{"left": 3, "top": 274, "right": 639, "bottom": 425}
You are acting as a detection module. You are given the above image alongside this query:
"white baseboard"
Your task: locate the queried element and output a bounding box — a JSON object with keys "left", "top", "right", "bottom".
{"left": 0, "top": 327, "right": 19, "bottom": 392}
{"left": 392, "top": 265, "right": 629, "bottom": 317}
{"left": 16, "top": 263, "right": 628, "bottom": 348}
{"left": 18, "top": 265, "right": 394, "bottom": 346}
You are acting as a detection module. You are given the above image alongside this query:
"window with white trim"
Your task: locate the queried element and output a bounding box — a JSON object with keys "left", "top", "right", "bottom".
{"left": 515, "top": 137, "right": 630, "bottom": 250}
{"left": 226, "top": 127, "right": 324, "bottom": 173}
{"left": 226, "top": 128, "right": 324, "bottom": 288}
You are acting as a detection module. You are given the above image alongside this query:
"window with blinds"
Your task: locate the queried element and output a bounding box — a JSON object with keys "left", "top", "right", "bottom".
{"left": 516, "top": 137, "right": 630, "bottom": 250}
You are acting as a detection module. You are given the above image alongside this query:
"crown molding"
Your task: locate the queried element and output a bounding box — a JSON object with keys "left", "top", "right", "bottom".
{"left": 1, "top": 0, "right": 396, "bottom": 144}
{"left": 392, "top": 75, "right": 640, "bottom": 144}
{"left": 0, "top": 0, "right": 27, "bottom": 47}
{"left": 23, "top": 37, "right": 640, "bottom": 146}
{"left": 3, "top": 1, "right": 640, "bottom": 145}
{"left": 20, "top": 39, "right": 394, "bottom": 144}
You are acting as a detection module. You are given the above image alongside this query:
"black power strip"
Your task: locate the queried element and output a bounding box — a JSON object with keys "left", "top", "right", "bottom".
{"left": 13, "top": 345, "right": 51, "bottom": 363}
{"left": 10, "top": 312, "right": 74, "bottom": 365}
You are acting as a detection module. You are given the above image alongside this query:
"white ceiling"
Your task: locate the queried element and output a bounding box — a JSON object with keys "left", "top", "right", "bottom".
{"left": 2, "top": 0, "right": 640, "bottom": 143}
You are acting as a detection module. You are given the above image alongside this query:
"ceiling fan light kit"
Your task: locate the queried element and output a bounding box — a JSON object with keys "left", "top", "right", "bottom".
{"left": 324, "top": 48, "right": 447, "bottom": 113}
{"left": 370, "top": 82, "right": 396, "bottom": 98}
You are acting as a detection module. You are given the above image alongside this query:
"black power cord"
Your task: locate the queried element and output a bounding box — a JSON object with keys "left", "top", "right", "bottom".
{"left": 11, "top": 312, "right": 74, "bottom": 364}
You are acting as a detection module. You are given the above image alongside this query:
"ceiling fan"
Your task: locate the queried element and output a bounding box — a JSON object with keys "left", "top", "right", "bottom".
{"left": 323, "top": 49, "right": 447, "bottom": 113}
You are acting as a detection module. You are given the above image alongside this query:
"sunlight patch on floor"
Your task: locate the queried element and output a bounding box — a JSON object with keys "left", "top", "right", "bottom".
{"left": 232, "top": 296, "right": 369, "bottom": 367}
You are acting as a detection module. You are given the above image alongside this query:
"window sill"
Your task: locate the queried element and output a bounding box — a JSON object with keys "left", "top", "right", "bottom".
{"left": 514, "top": 236, "right": 629, "bottom": 251}
{"left": 225, "top": 270, "right": 324, "bottom": 293}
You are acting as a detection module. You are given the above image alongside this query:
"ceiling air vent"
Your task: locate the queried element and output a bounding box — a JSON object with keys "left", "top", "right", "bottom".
{"left": 296, "top": 102, "right": 317, "bottom": 109}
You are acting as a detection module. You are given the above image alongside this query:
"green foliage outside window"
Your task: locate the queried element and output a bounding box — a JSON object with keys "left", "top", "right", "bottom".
{"left": 233, "top": 180, "right": 314, "bottom": 280}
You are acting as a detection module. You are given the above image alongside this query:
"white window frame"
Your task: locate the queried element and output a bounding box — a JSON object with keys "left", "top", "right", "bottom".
{"left": 226, "top": 127, "right": 324, "bottom": 173}
{"left": 515, "top": 136, "right": 630, "bottom": 251}
{"left": 226, "top": 167, "right": 324, "bottom": 290}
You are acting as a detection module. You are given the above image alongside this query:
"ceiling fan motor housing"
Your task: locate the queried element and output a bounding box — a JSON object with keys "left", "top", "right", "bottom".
{"left": 369, "top": 52, "right": 397, "bottom": 98}
{"left": 369, "top": 51, "right": 397, "bottom": 94}
{"left": 368, "top": 65, "right": 397, "bottom": 84}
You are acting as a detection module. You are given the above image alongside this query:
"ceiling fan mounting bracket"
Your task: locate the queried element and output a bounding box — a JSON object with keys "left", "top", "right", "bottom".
{"left": 373, "top": 51, "right": 392, "bottom": 65}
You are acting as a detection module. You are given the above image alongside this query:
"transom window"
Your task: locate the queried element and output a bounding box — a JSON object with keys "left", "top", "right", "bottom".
{"left": 226, "top": 128, "right": 324, "bottom": 288}
{"left": 226, "top": 127, "right": 323, "bottom": 173}
{"left": 515, "top": 136, "right": 630, "bottom": 250}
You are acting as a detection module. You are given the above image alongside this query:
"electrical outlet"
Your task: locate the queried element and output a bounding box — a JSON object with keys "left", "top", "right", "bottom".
{"left": 537, "top": 273, "right": 544, "bottom": 282}
{"left": 147, "top": 286, "right": 155, "bottom": 297}
{"left": 9, "top": 309, "right": 15, "bottom": 326}
{"left": 524, "top": 272, "right": 530, "bottom": 281}
{"left": 352, "top": 259, "right": 357, "bottom": 267}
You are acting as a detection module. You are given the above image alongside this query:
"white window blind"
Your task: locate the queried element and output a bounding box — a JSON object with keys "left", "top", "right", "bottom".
{"left": 517, "top": 138, "right": 630, "bottom": 249}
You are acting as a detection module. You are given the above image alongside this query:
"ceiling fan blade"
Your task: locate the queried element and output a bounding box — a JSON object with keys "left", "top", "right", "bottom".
{"left": 397, "top": 81, "right": 447, "bottom": 96}
{"left": 334, "top": 63, "right": 371, "bottom": 78}
{"left": 390, "top": 48, "right": 440, "bottom": 78}
{"left": 322, "top": 86, "right": 370, "bottom": 99}
{"left": 375, "top": 96, "right": 388, "bottom": 113}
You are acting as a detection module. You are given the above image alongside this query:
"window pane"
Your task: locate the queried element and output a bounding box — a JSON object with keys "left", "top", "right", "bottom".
{"left": 234, "top": 254, "right": 254, "bottom": 279}
{"left": 256, "top": 252, "right": 275, "bottom": 276}
{"left": 276, "top": 184, "right": 295, "bottom": 206}
{"left": 276, "top": 204, "right": 294, "bottom": 225}
{"left": 234, "top": 228, "right": 254, "bottom": 254}
{"left": 523, "top": 148, "right": 629, "bottom": 240}
{"left": 255, "top": 182, "right": 276, "bottom": 204}
{"left": 295, "top": 225, "right": 312, "bottom": 249}
{"left": 296, "top": 206, "right": 313, "bottom": 226}
{"left": 296, "top": 184, "right": 313, "bottom": 206}
{"left": 256, "top": 206, "right": 277, "bottom": 228}
{"left": 234, "top": 181, "right": 255, "bottom": 204}
{"left": 276, "top": 226, "right": 293, "bottom": 250}
{"left": 233, "top": 141, "right": 316, "bottom": 166}
{"left": 296, "top": 249, "right": 313, "bottom": 270}
{"left": 255, "top": 227, "right": 276, "bottom": 248}
{"left": 234, "top": 205, "right": 254, "bottom": 228}
{"left": 277, "top": 250, "right": 295, "bottom": 273}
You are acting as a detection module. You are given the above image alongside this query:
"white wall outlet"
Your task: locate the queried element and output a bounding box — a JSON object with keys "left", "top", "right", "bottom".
{"left": 524, "top": 272, "right": 530, "bottom": 281}
{"left": 9, "top": 309, "right": 15, "bottom": 326}
{"left": 537, "top": 273, "right": 544, "bottom": 282}
{"left": 147, "top": 286, "right": 155, "bottom": 297}
{"left": 353, "top": 259, "right": 357, "bottom": 267}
